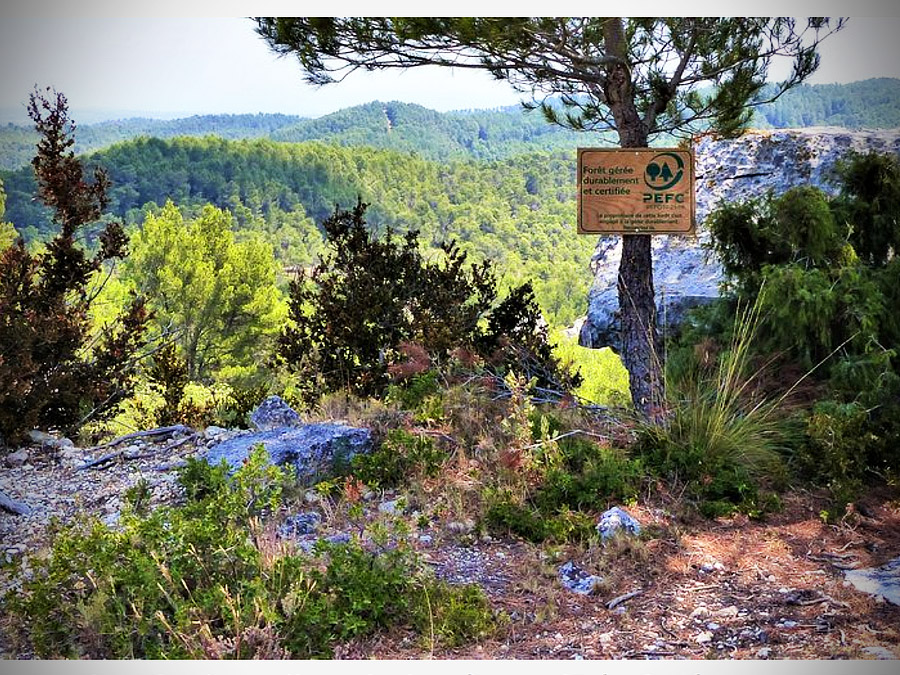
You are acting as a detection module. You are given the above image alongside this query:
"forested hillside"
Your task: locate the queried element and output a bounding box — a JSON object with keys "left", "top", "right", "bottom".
{"left": 1, "top": 136, "right": 591, "bottom": 327}
{"left": 1, "top": 78, "right": 898, "bottom": 171}
{"left": 2, "top": 78, "right": 899, "bottom": 327}
{"left": 752, "top": 78, "right": 900, "bottom": 129}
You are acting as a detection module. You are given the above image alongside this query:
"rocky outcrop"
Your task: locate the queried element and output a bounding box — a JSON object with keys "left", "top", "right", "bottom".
{"left": 579, "top": 127, "right": 900, "bottom": 351}
{"left": 204, "top": 423, "right": 373, "bottom": 482}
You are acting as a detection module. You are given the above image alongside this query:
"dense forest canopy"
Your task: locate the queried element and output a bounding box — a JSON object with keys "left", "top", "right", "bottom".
{"left": 1, "top": 78, "right": 898, "bottom": 330}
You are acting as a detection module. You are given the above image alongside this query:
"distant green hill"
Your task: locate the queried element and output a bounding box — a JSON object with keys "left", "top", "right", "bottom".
{"left": 3, "top": 79, "right": 897, "bottom": 171}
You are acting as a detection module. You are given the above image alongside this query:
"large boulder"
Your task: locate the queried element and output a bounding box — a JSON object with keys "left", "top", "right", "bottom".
{"left": 204, "top": 423, "right": 372, "bottom": 484}
{"left": 579, "top": 128, "right": 900, "bottom": 352}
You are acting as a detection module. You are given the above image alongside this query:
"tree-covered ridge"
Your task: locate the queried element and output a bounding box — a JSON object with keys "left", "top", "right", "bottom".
{"left": 0, "top": 113, "right": 304, "bottom": 171}
{"left": 752, "top": 78, "right": 900, "bottom": 129}
{"left": 1, "top": 136, "right": 592, "bottom": 327}
{"left": 1, "top": 78, "right": 898, "bottom": 171}
{"left": 268, "top": 101, "right": 593, "bottom": 160}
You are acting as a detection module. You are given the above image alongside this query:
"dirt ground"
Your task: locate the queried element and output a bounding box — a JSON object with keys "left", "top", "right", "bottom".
{"left": 340, "top": 487, "right": 900, "bottom": 660}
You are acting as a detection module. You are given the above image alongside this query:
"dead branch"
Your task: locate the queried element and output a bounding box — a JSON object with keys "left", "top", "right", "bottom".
{"left": 606, "top": 589, "right": 643, "bottom": 610}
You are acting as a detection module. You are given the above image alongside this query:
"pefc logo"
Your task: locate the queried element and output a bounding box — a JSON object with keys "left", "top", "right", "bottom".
{"left": 644, "top": 152, "right": 685, "bottom": 191}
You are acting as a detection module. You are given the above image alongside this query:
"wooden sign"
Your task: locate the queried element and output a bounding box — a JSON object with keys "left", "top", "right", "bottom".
{"left": 577, "top": 148, "right": 695, "bottom": 234}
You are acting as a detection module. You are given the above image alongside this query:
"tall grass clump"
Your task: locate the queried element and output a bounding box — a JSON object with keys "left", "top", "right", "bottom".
{"left": 635, "top": 292, "right": 796, "bottom": 516}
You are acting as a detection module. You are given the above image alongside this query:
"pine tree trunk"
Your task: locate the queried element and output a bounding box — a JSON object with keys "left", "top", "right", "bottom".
{"left": 618, "top": 234, "right": 664, "bottom": 418}
{"left": 603, "top": 17, "right": 666, "bottom": 420}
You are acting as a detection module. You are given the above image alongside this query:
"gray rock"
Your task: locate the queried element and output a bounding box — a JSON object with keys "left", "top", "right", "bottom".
{"left": 860, "top": 646, "right": 897, "bottom": 660}
{"left": 558, "top": 561, "right": 603, "bottom": 595}
{"left": 204, "top": 422, "right": 372, "bottom": 484}
{"left": 0, "top": 489, "right": 32, "bottom": 516}
{"left": 203, "top": 425, "right": 229, "bottom": 440}
{"left": 278, "top": 511, "right": 323, "bottom": 537}
{"left": 580, "top": 128, "right": 900, "bottom": 351}
{"left": 378, "top": 498, "right": 404, "bottom": 515}
{"left": 5, "top": 448, "right": 29, "bottom": 468}
{"left": 250, "top": 395, "right": 302, "bottom": 431}
{"left": 596, "top": 506, "right": 641, "bottom": 541}
{"left": 844, "top": 556, "right": 900, "bottom": 606}
{"left": 27, "top": 429, "right": 54, "bottom": 444}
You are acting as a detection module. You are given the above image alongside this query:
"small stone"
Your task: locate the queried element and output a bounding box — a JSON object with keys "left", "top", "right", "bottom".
{"left": 5, "top": 449, "right": 28, "bottom": 468}
{"left": 596, "top": 506, "right": 641, "bottom": 541}
{"left": 378, "top": 499, "right": 404, "bottom": 515}
{"left": 250, "top": 395, "right": 302, "bottom": 431}
{"left": 706, "top": 622, "right": 720, "bottom": 630}
{"left": 696, "top": 631, "right": 713, "bottom": 644}
{"left": 203, "top": 426, "right": 228, "bottom": 440}
{"left": 418, "top": 534, "right": 433, "bottom": 546}
{"left": 861, "top": 646, "right": 896, "bottom": 660}
{"left": 279, "top": 511, "right": 322, "bottom": 537}
{"left": 447, "top": 520, "right": 475, "bottom": 534}
{"left": 56, "top": 437, "right": 75, "bottom": 449}
{"left": 558, "top": 561, "right": 603, "bottom": 595}
{"left": 27, "top": 430, "right": 54, "bottom": 444}
{"left": 690, "top": 606, "right": 710, "bottom": 619}
{"left": 781, "top": 620, "right": 798, "bottom": 628}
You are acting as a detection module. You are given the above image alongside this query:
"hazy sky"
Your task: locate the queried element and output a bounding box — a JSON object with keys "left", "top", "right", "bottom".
{"left": 1, "top": 13, "right": 899, "bottom": 123}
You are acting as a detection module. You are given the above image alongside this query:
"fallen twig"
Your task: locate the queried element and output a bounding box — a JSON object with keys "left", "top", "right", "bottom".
{"left": 606, "top": 589, "right": 643, "bottom": 610}
{"left": 78, "top": 431, "right": 199, "bottom": 470}
{"left": 522, "top": 429, "right": 609, "bottom": 452}
{"left": 93, "top": 424, "right": 192, "bottom": 451}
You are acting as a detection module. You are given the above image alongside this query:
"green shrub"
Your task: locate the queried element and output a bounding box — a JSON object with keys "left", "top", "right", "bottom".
{"left": 483, "top": 489, "right": 595, "bottom": 544}
{"left": 0, "top": 89, "right": 148, "bottom": 446}
{"left": 276, "top": 199, "right": 578, "bottom": 404}
{"left": 3, "top": 444, "right": 498, "bottom": 658}
{"left": 350, "top": 428, "right": 447, "bottom": 489}
{"left": 537, "top": 439, "right": 643, "bottom": 512}
{"left": 638, "top": 298, "right": 793, "bottom": 517}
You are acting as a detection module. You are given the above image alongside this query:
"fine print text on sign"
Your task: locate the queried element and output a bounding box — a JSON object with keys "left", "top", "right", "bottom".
{"left": 577, "top": 148, "right": 695, "bottom": 235}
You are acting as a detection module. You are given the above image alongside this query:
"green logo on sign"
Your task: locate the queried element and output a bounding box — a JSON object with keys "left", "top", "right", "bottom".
{"left": 644, "top": 152, "right": 685, "bottom": 191}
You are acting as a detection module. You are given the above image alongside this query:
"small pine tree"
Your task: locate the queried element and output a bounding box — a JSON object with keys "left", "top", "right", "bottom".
{"left": 0, "top": 89, "right": 148, "bottom": 446}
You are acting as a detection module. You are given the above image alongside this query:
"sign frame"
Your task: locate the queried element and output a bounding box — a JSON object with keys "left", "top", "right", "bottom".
{"left": 577, "top": 147, "right": 696, "bottom": 235}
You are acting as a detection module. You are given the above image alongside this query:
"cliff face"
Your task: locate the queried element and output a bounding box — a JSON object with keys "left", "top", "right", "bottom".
{"left": 578, "top": 128, "right": 900, "bottom": 351}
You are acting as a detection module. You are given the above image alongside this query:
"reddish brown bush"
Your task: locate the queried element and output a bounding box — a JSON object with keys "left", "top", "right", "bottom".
{"left": 0, "top": 89, "right": 148, "bottom": 446}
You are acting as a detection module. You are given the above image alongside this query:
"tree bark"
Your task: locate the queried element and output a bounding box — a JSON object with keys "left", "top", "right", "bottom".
{"left": 603, "top": 18, "right": 666, "bottom": 420}
{"left": 619, "top": 235, "right": 664, "bottom": 417}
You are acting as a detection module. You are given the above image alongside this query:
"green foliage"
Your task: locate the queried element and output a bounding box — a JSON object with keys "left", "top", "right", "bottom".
{"left": 483, "top": 489, "right": 595, "bottom": 544}
{"left": 1, "top": 133, "right": 595, "bottom": 328}
{"left": 638, "top": 299, "right": 793, "bottom": 517}
{"left": 350, "top": 429, "right": 447, "bottom": 490}
{"left": 750, "top": 78, "right": 900, "bottom": 130}
{"left": 124, "top": 200, "right": 286, "bottom": 383}
{"left": 4, "top": 445, "right": 498, "bottom": 658}
{"left": 278, "top": 200, "right": 577, "bottom": 403}
{"left": 551, "top": 332, "right": 630, "bottom": 406}
{"left": 696, "top": 149, "right": 900, "bottom": 507}
{"left": 0, "top": 89, "right": 148, "bottom": 445}
{"left": 537, "top": 438, "right": 643, "bottom": 513}
{"left": 707, "top": 185, "right": 846, "bottom": 289}
{"left": 832, "top": 150, "right": 900, "bottom": 267}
